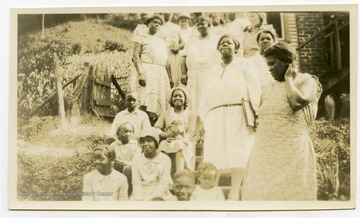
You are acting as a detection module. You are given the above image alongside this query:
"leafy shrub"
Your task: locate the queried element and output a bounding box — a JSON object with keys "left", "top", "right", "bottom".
{"left": 103, "top": 40, "right": 127, "bottom": 52}
{"left": 311, "top": 118, "right": 350, "bottom": 200}
{"left": 18, "top": 20, "right": 134, "bottom": 119}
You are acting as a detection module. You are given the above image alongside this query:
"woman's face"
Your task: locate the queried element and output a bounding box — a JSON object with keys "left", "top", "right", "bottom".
{"left": 178, "top": 18, "right": 189, "bottom": 28}
{"left": 172, "top": 90, "right": 185, "bottom": 108}
{"left": 247, "top": 13, "right": 261, "bottom": 26}
{"left": 258, "top": 32, "right": 275, "bottom": 53}
{"left": 140, "top": 136, "right": 157, "bottom": 157}
{"left": 218, "top": 36, "right": 237, "bottom": 57}
{"left": 94, "top": 150, "right": 112, "bottom": 175}
{"left": 148, "top": 18, "right": 162, "bottom": 34}
{"left": 197, "top": 20, "right": 209, "bottom": 36}
{"left": 266, "top": 55, "right": 288, "bottom": 82}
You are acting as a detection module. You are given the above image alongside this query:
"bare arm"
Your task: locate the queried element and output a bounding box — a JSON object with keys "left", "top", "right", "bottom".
{"left": 284, "top": 65, "right": 318, "bottom": 111}
{"left": 180, "top": 56, "right": 188, "bottom": 85}
{"left": 133, "top": 42, "right": 146, "bottom": 86}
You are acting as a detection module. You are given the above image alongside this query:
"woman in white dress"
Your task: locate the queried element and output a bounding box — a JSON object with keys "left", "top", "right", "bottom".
{"left": 199, "top": 34, "right": 261, "bottom": 200}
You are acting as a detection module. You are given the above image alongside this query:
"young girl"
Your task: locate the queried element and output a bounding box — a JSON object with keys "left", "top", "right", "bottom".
{"left": 131, "top": 127, "right": 173, "bottom": 201}
{"left": 110, "top": 122, "right": 141, "bottom": 196}
{"left": 154, "top": 87, "right": 196, "bottom": 175}
{"left": 82, "top": 145, "right": 128, "bottom": 201}
{"left": 190, "top": 162, "right": 225, "bottom": 201}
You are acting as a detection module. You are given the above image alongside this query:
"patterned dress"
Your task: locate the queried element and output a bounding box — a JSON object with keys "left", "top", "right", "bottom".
{"left": 133, "top": 31, "right": 171, "bottom": 116}
{"left": 242, "top": 74, "right": 322, "bottom": 200}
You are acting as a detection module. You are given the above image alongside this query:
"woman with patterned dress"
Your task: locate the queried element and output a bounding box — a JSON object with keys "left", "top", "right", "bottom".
{"left": 242, "top": 43, "right": 322, "bottom": 200}
{"left": 133, "top": 15, "right": 172, "bottom": 123}
{"left": 199, "top": 34, "right": 261, "bottom": 200}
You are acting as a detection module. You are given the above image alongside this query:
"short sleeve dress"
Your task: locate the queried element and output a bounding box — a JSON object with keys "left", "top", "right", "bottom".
{"left": 242, "top": 73, "right": 322, "bottom": 200}
{"left": 182, "top": 34, "right": 221, "bottom": 116}
{"left": 199, "top": 58, "right": 261, "bottom": 169}
{"left": 154, "top": 108, "right": 197, "bottom": 170}
{"left": 133, "top": 31, "right": 171, "bottom": 116}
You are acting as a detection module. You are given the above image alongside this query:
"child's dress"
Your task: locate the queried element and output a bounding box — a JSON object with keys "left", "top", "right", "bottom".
{"left": 190, "top": 185, "right": 225, "bottom": 201}
{"left": 82, "top": 170, "right": 128, "bottom": 201}
{"left": 155, "top": 108, "right": 196, "bottom": 170}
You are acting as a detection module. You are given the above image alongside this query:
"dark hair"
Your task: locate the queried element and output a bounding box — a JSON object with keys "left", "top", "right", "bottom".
{"left": 196, "top": 15, "right": 211, "bottom": 27}
{"left": 256, "top": 29, "right": 277, "bottom": 43}
{"left": 94, "top": 145, "right": 116, "bottom": 162}
{"left": 217, "top": 34, "right": 240, "bottom": 54}
{"left": 169, "top": 87, "right": 189, "bottom": 109}
{"left": 263, "top": 42, "right": 297, "bottom": 64}
{"left": 145, "top": 15, "right": 164, "bottom": 26}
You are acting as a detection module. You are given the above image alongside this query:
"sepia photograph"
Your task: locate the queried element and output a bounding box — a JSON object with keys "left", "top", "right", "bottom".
{"left": 7, "top": 2, "right": 357, "bottom": 212}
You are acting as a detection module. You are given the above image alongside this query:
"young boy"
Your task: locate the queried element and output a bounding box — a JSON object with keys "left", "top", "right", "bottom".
{"left": 108, "top": 91, "right": 151, "bottom": 143}
{"left": 172, "top": 169, "right": 196, "bottom": 201}
{"left": 190, "top": 162, "right": 225, "bottom": 201}
{"left": 82, "top": 145, "right": 128, "bottom": 201}
{"left": 110, "top": 122, "right": 141, "bottom": 196}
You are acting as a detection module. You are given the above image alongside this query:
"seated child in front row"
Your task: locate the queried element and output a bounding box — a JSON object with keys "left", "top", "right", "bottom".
{"left": 110, "top": 122, "right": 141, "bottom": 196}
{"left": 172, "top": 169, "right": 196, "bottom": 201}
{"left": 190, "top": 162, "right": 225, "bottom": 201}
{"left": 82, "top": 145, "right": 128, "bottom": 201}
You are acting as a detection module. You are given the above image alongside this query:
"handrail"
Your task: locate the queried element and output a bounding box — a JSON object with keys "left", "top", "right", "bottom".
{"left": 296, "top": 15, "right": 346, "bottom": 51}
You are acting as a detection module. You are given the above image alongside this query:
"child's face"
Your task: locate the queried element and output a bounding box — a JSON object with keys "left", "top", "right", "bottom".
{"left": 140, "top": 136, "right": 157, "bottom": 157}
{"left": 173, "top": 177, "right": 195, "bottom": 201}
{"left": 93, "top": 150, "right": 112, "bottom": 175}
{"left": 199, "top": 170, "right": 217, "bottom": 189}
{"left": 172, "top": 90, "right": 185, "bottom": 108}
{"left": 116, "top": 123, "right": 134, "bottom": 144}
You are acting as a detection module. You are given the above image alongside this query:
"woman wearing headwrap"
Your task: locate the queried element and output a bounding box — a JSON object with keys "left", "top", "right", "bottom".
{"left": 242, "top": 42, "right": 322, "bottom": 200}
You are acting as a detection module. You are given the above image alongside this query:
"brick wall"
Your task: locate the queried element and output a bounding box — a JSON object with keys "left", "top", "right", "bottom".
{"left": 296, "top": 13, "right": 328, "bottom": 76}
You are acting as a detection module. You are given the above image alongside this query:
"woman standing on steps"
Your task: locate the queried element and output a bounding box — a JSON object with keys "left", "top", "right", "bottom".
{"left": 199, "top": 34, "right": 261, "bottom": 200}
{"left": 242, "top": 42, "right": 322, "bottom": 200}
{"left": 132, "top": 14, "right": 172, "bottom": 125}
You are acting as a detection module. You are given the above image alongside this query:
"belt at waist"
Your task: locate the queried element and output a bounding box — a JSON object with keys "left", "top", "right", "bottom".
{"left": 208, "top": 103, "right": 242, "bottom": 113}
{"left": 141, "top": 56, "right": 166, "bottom": 66}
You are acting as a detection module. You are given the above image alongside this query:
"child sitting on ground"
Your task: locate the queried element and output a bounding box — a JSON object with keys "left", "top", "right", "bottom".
{"left": 110, "top": 122, "right": 141, "bottom": 196}
{"left": 190, "top": 162, "right": 225, "bottom": 201}
{"left": 82, "top": 145, "right": 128, "bottom": 201}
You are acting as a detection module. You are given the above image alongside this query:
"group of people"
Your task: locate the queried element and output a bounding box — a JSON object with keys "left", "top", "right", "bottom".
{"left": 82, "top": 12, "right": 323, "bottom": 201}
